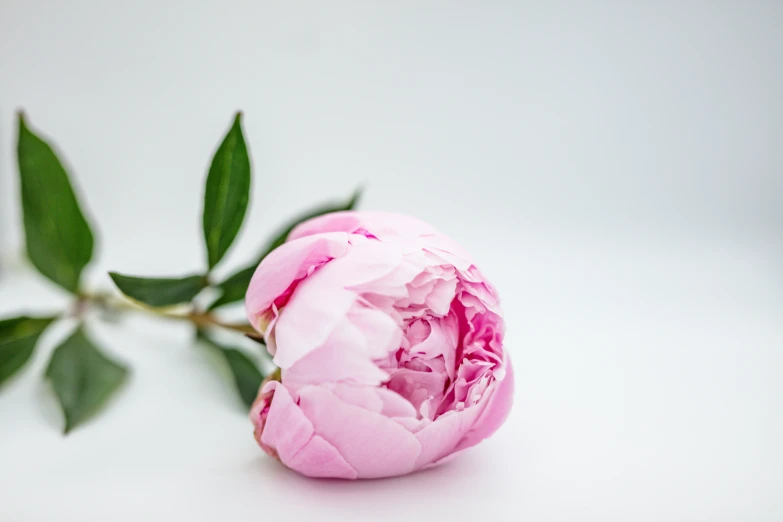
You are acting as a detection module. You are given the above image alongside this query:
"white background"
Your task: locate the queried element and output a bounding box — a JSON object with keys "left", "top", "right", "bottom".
{"left": 1, "top": 1, "right": 781, "bottom": 521}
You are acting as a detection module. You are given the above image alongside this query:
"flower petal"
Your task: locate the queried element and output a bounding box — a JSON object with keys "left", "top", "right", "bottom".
{"left": 413, "top": 402, "right": 485, "bottom": 468}
{"left": 297, "top": 385, "right": 421, "bottom": 478}
{"left": 272, "top": 281, "right": 356, "bottom": 369}
{"left": 258, "top": 383, "right": 313, "bottom": 462}
{"left": 424, "top": 277, "right": 458, "bottom": 317}
{"left": 245, "top": 232, "right": 349, "bottom": 326}
{"left": 286, "top": 435, "right": 358, "bottom": 480}
{"left": 283, "top": 336, "right": 389, "bottom": 390}
{"left": 455, "top": 357, "right": 515, "bottom": 452}
{"left": 273, "top": 242, "right": 404, "bottom": 369}
{"left": 324, "top": 383, "right": 418, "bottom": 418}
{"left": 346, "top": 301, "right": 402, "bottom": 358}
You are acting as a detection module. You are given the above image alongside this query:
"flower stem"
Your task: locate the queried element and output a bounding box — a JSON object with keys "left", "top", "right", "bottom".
{"left": 78, "top": 292, "right": 259, "bottom": 337}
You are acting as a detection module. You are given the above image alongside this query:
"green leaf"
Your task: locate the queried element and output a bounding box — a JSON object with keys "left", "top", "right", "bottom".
{"left": 222, "top": 348, "right": 265, "bottom": 409}
{"left": 0, "top": 316, "right": 55, "bottom": 387}
{"left": 17, "top": 113, "right": 95, "bottom": 293}
{"left": 207, "top": 188, "right": 361, "bottom": 310}
{"left": 198, "top": 332, "right": 264, "bottom": 409}
{"left": 109, "top": 272, "right": 207, "bottom": 307}
{"left": 45, "top": 327, "right": 129, "bottom": 434}
{"left": 206, "top": 265, "right": 255, "bottom": 310}
{"left": 202, "top": 112, "right": 251, "bottom": 270}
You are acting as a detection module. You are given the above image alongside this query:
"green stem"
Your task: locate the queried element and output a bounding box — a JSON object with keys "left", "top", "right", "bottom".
{"left": 78, "top": 291, "right": 259, "bottom": 337}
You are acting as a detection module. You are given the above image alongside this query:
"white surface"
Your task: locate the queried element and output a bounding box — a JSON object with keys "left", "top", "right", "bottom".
{"left": 1, "top": 1, "right": 782, "bottom": 521}
{"left": 1, "top": 241, "right": 782, "bottom": 521}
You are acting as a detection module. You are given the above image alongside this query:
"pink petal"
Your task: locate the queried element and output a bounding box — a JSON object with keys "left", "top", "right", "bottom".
{"left": 423, "top": 247, "right": 472, "bottom": 272}
{"left": 425, "top": 277, "right": 459, "bottom": 317}
{"left": 385, "top": 369, "right": 448, "bottom": 419}
{"left": 325, "top": 383, "right": 418, "bottom": 418}
{"left": 286, "top": 435, "right": 358, "bottom": 480}
{"left": 335, "top": 237, "right": 407, "bottom": 287}
{"left": 413, "top": 406, "right": 480, "bottom": 468}
{"left": 392, "top": 416, "right": 429, "bottom": 432}
{"left": 461, "top": 279, "right": 503, "bottom": 315}
{"left": 325, "top": 383, "right": 384, "bottom": 412}
{"left": 258, "top": 383, "right": 314, "bottom": 462}
{"left": 409, "top": 317, "right": 457, "bottom": 361}
{"left": 272, "top": 280, "right": 356, "bottom": 369}
{"left": 455, "top": 356, "right": 515, "bottom": 452}
{"left": 297, "top": 385, "right": 422, "bottom": 478}
{"left": 245, "top": 232, "right": 349, "bottom": 326}
{"left": 272, "top": 242, "right": 404, "bottom": 369}
{"left": 346, "top": 301, "right": 403, "bottom": 358}
{"left": 347, "top": 248, "right": 431, "bottom": 300}
{"left": 289, "top": 212, "right": 367, "bottom": 241}
{"left": 375, "top": 387, "right": 419, "bottom": 418}
{"left": 282, "top": 329, "right": 389, "bottom": 390}
{"left": 414, "top": 357, "right": 514, "bottom": 468}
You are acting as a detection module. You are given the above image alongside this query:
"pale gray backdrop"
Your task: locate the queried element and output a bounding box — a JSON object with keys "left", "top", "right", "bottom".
{"left": 1, "top": 2, "right": 781, "bottom": 521}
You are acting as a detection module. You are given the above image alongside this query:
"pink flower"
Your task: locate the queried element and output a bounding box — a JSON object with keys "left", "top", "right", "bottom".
{"left": 246, "top": 211, "right": 513, "bottom": 479}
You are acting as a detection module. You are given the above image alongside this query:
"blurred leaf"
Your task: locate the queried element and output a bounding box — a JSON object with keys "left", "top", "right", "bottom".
{"left": 197, "top": 331, "right": 264, "bottom": 409}
{"left": 17, "top": 113, "right": 95, "bottom": 293}
{"left": 0, "top": 316, "right": 55, "bottom": 387}
{"left": 109, "top": 272, "right": 207, "bottom": 307}
{"left": 206, "top": 265, "right": 255, "bottom": 310}
{"left": 222, "top": 348, "right": 264, "bottom": 409}
{"left": 244, "top": 333, "right": 266, "bottom": 346}
{"left": 45, "top": 327, "right": 129, "bottom": 434}
{"left": 202, "top": 112, "right": 251, "bottom": 270}
{"left": 207, "top": 188, "right": 361, "bottom": 310}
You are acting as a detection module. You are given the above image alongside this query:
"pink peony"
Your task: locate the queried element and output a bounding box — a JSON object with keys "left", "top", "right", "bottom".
{"left": 246, "top": 211, "right": 513, "bottom": 479}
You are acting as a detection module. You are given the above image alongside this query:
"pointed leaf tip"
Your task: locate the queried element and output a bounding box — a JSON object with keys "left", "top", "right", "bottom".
{"left": 202, "top": 113, "right": 252, "bottom": 269}
{"left": 17, "top": 116, "right": 95, "bottom": 293}
{"left": 347, "top": 187, "right": 363, "bottom": 208}
{"left": 0, "top": 315, "right": 55, "bottom": 388}
{"left": 45, "top": 327, "right": 128, "bottom": 434}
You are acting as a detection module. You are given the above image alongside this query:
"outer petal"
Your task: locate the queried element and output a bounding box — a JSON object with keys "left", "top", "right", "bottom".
{"left": 297, "top": 385, "right": 422, "bottom": 478}
{"left": 282, "top": 331, "right": 389, "bottom": 390}
{"left": 289, "top": 210, "right": 477, "bottom": 272}
{"left": 272, "top": 276, "right": 356, "bottom": 369}
{"left": 273, "top": 244, "right": 404, "bottom": 369}
{"left": 258, "top": 383, "right": 313, "bottom": 461}
{"left": 413, "top": 356, "right": 514, "bottom": 468}
{"left": 413, "top": 404, "right": 482, "bottom": 468}
{"left": 288, "top": 212, "right": 366, "bottom": 240}
{"left": 325, "top": 383, "right": 418, "bottom": 418}
{"left": 256, "top": 382, "right": 358, "bottom": 479}
{"left": 345, "top": 302, "right": 403, "bottom": 357}
{"left": 245, "top": 232, "right": 350, "bottom": 327}
{"left": 454, "top": 356, "right": 515, "bottom": 452}
{"left": 286, "top": 435, "right": 358, "bottom": 479}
